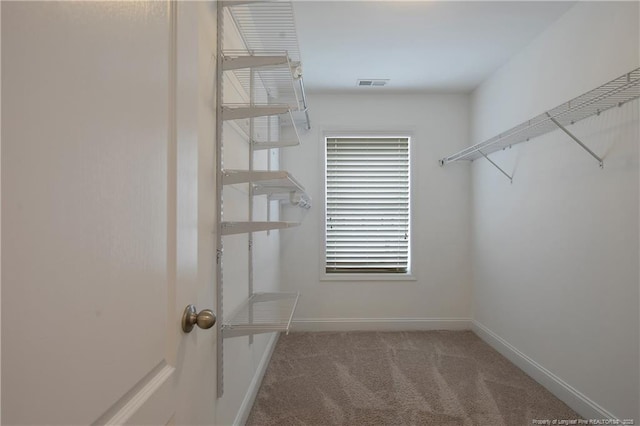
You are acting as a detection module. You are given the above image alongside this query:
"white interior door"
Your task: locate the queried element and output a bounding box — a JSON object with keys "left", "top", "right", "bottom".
{"left": 1, "top": 2, "right": 217, "bottom": 424}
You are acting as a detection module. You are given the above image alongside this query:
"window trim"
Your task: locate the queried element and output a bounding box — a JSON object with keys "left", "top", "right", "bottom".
{"left": 320, "top": 130, "right": 416, "bottom": 282}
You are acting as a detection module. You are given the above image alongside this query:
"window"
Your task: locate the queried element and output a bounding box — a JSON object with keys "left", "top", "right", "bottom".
{"left": 325, "top": 136, "right": 410, "bottom": 274}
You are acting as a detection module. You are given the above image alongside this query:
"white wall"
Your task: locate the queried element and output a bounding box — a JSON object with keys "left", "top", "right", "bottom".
{"left": 280, "top": 92, "right": 473, "bottom": 329}
{"left": 471, "top": 1, "right": 639, "bottom": 420}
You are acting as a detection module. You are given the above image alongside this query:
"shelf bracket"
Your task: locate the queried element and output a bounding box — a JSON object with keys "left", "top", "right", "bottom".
{"left": 221, "top": 0, "right": 264, "bottom": 7}
{"left": 222, "top": 105, "right": 290, "bottom": 121}
{"left": 222, "top": 55, "right": 289, "bottom": 71}
{"left": 478, "top": 150, "right": 513, "bottom": 183}
{"left": 298, "top": 76, "right": 311, "bottom": 130}
{"left": 546, "top": 112, "right": 604, "bottom": 168}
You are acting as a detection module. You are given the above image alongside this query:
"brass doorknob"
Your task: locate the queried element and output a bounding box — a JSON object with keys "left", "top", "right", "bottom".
{"left": 182, "top": 305, "right": 217, "bottom": 333}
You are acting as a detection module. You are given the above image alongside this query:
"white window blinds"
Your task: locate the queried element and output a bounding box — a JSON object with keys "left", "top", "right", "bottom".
{"left": 325, "top": 136, "right": 410, "bottom": 274}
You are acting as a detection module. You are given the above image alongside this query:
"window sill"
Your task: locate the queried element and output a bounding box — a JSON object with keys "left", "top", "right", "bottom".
{"left": 320, "top": 273, "right": 417, "bottom": 282}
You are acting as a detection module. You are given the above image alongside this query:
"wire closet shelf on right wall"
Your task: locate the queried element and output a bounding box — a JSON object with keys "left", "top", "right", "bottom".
{"left": 439, "top": 68, "right": 640, "bottom": 183}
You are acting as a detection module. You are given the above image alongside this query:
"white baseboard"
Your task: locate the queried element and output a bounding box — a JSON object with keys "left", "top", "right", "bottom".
{"left": 233, "top": 332, "right": 280, "bottom": 426}
{"left": 472, "top": 320, "right": 618, "bottom": 421}
{"left": 292, "top": 317, "right": 472, "bottom": 332}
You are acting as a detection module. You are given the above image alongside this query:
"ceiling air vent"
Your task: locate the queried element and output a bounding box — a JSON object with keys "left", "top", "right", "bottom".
{"left": 357, "top": 79, "right": 389, "bottom": 87}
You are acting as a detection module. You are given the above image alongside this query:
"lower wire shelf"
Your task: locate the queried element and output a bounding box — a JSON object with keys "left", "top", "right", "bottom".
{"left": 222, "top": 292, "right": 300, "bottom": 338}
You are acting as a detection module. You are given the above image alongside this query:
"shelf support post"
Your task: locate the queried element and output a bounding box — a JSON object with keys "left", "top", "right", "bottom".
{"left": 546, "top": 112, "right": 604, "bottom": 168}
{"left": 478, "top": 150, "right": 513, "bottom": 183}
{"left": 215, "top": 0, "right": 225, "bottom": 398}
{"left": 247, "top": 65, "right": 255, "bottom": 345}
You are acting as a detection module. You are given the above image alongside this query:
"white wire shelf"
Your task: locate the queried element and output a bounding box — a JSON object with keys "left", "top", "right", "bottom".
{"left": 222, "top": 169, "right": 312, "bottom": 208}
{"left": 223, "top": 1, "right": 311, "bottom": 129}
{"left": 440, "top": 68, "right": 640, "bottom": 166}
{"left": 222, "top": 292, "right": 300, "bottom": 338}
{"left": 222, "top": 50, "right": 304, "bottom": 112}
{"left": 223, "top": 108, "right": 301, "bottom": 150}
{"left": 226, "top": 3, "right": 302, "bottom": 63}
{"left": 221, "top": 221, "right": 300, "bottom": 235}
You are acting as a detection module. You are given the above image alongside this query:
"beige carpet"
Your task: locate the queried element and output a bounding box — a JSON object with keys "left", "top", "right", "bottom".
{"left": 247, "top": 331, "right": 581, "bottom": 426}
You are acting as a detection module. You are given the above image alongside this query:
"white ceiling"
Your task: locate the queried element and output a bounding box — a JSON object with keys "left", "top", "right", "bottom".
{"left": 293, "top": 1, "right": 575, "bottom": 93}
